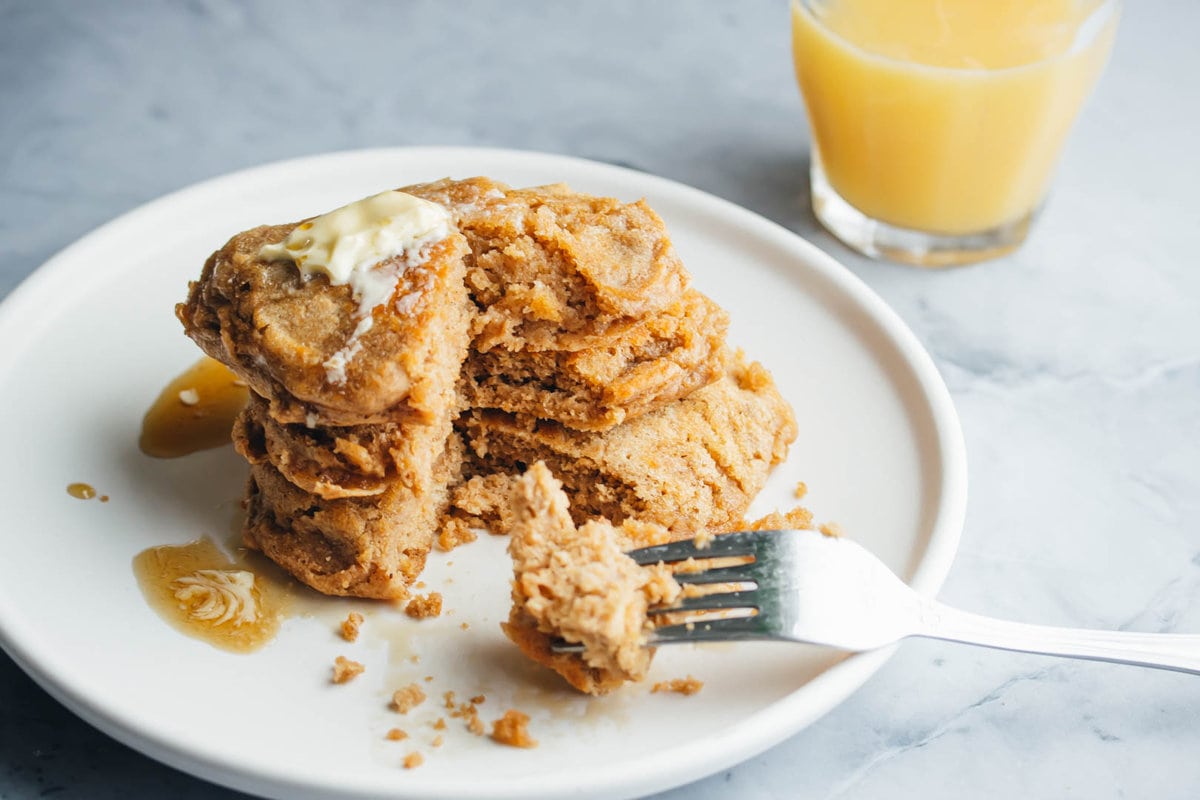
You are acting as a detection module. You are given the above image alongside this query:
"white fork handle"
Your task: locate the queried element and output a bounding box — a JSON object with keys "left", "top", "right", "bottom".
{"left": 916, "top": 600, "right": 1200, "bottom": 675}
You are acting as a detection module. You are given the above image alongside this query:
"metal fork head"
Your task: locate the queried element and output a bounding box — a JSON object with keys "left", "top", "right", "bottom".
{"left": 552, "top": 529, "right": 921, "bottom": 653}
{"left": 639, "top": 530, "right": 808, "bottom": 646}
{"left": 550, "top": 531, "right": 779, "bottom": 653}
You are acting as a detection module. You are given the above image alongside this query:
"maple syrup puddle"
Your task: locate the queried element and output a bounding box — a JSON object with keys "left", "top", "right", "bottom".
{"left": 67, "top": 482, "right": 96, "bottom": 499}
{"left": 139, "top": 357, "right": 248, "bottom": 458}
{"left": 133, "top": 537, "right": 295, "bottom": 653}
{"left": 134, "top": 361, "right": 384, "bottom": 652}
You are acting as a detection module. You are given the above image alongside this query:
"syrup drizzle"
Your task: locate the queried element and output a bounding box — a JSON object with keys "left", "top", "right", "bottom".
{"left": 139, "top": 357, "right": 248, "bottom": 458}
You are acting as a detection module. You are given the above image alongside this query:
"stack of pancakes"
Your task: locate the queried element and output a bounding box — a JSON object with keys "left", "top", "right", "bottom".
{"left": 178, "top": 219, "right": 473, "bottom": 599}
{"left": 178, "top": 178, "right": 797, "bottom": 601}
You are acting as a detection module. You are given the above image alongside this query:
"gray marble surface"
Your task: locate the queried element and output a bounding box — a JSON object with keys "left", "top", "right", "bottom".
{"left": 1, "top": 1, "right": 1198, "bottom": 798}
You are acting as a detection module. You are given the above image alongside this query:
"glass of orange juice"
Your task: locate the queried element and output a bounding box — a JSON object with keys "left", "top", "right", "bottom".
{"left": 791, "top": 0, "right": 1120, "bottom": 267}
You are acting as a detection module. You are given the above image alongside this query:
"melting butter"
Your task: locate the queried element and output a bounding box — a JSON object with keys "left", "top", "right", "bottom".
{"left": 259, "top": 190, "right": 450, "bottom": 310}
{"left": 172, "top": 569, "right": 259, "bottom": 627}
{"left": 258, "top": 190, "right": 452, "bottom": 385}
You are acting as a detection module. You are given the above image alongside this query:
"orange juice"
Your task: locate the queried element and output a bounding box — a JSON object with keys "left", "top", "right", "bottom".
{"left": 792, "top": 0, "right": 1119, "bottom": 237}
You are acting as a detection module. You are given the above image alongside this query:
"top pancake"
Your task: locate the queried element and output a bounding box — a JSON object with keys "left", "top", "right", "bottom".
{"left": 404, "top": 177, "right": 694, "bottom": 352}
{"left": 177, "top": 221, "right": 470, "bottom": 426}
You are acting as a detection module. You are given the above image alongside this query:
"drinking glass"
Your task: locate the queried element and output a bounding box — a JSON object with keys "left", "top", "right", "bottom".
{"left": 791, "top": 0, "right": 1120, "bottom": 267}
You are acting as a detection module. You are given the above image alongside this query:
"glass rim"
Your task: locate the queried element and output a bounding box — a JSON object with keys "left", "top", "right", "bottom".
{"left": 792, "top": 0, "right": 1122, "bottom": 76}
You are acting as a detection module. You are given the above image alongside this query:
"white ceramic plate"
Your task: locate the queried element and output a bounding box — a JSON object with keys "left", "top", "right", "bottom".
{"left": 0, "top": 148, "right": 966, "bottom": 800}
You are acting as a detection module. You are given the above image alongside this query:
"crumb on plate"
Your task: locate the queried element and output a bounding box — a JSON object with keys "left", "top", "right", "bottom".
{"left": 818, "top": 521, "right": 844, "bottom": 538}
{"left": 332, "top": 656, "right": 365, "bottom": 684}
{"left": 745, "top": 505, "right": 814, "bottom": 531}
{"left": 405, "top": 592, "right": 443, "bottom": 619}
{"left": 391, "top": 684, "right": 427, "bottom": 714}
{"left": 651, "top": 676, "right": 704, "bottom": 695}
{"left": 491, "top": 710, "right": 537, "bottom": 748}
{"left": 444, "top": 693, "right": 486, "bottom": 734}
{"left": 340, "top": 612, "right": 364, "bottom": 642}
{"left": 436, "top": 517, "right": 478, "bottom": 552}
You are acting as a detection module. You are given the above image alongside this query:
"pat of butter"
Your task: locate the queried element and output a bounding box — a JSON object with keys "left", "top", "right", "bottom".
{"left": 258, "top": 190, "right": 452, "bottom": 385}
{"left": 259, "top": 190, "right": 451, "bottom": 288}
{"left": 172, "top": 569, "right": 259, "bottom": 627}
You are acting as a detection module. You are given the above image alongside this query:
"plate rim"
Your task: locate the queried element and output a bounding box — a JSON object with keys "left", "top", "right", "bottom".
{"left": 0, "top": 146, "right": 967, "bottom": 800}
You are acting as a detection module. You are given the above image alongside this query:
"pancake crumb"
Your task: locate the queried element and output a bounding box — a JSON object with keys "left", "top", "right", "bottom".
{"left": 460, "top": 622, "right": 470, "bottom": 630}
{"left": 405, "top": 592, "right": 443, "bottom": 619}
{"left": 445, "top": 692, "right": 486, "bottom": 733}
{"left": 433, "top": 717, "right": 447, "bottom": 730}
{"left": 436, "top": 517, "right": 478, "bottom": 552}
{"left": 386, "top": 728, "right": 408, "bottom": 741}
{"left": 424, "top": 675, "right": 434, "bottom": 682}
{"left": 491, "top": 710, "right": 537, "bottom": 748}
{"left": 794, "top": 481, "right": 808, "bottom": 499}
{"left": 651, "top": 676, "right": 704, "bottom": 695}
{"left": 745, "top": 505, "right": 814, "bottom": 531}
{"left": 818, "top": 522, "right": 844, "bottom": 538}
{"left": 332, "top": 656, "right": 365, "bottom": 684}
{"left": 391, "top": 684, "right": 427, "bottom": 713}
{"left": 403, "top": 752, "right": 423, "bottom": 769}
{"left": 432, "top": 735, "right": 444, "bottom": 748}
{"left": 340, "top": 612, "right": 364, "bottom": 642}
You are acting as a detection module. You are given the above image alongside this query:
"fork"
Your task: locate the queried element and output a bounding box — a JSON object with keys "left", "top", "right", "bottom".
{"left": 552, "top": 530, "right": 1200, "bottom": 674}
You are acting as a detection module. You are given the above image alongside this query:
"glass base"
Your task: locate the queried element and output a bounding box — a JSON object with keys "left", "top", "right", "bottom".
{"left": 810, "top": 161, "right": 1037, "bottom": 268}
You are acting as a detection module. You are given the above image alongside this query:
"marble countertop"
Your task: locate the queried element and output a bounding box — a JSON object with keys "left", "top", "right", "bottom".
{"left": 1, "top": 1, "right": 1197, "bottom": 798}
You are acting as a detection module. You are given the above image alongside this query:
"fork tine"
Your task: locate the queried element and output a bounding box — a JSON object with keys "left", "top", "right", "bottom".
{"left": 626, "top": 530, "right": 780, "bottom": 566}
{"left": 648, "top": 615, "right": 773, "bottom": 645}
{"left": 646, "top": 589, "right": 758, "bottom": 615}
{"left": 672, "top": 564, "right": 759, "bottom": 585}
